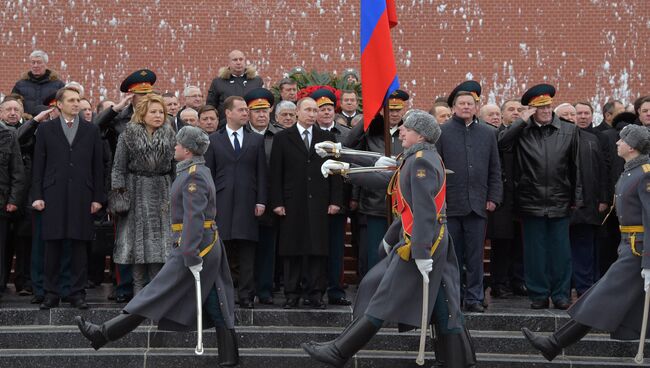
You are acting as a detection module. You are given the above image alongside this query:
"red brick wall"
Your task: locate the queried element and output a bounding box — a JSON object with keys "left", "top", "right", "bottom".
{"left": 1, "top": 1, "right": 647, "bottom": 118}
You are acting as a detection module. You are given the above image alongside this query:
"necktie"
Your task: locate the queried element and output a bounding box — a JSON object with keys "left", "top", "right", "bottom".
{"left": 303, "top": 130, "right": 310, "bottom": 150}
{"left": 233, "top": 131, "right": 241, "bottom": 155}
{"left": 66, "top": 120, "right": 73, "bottom": 128}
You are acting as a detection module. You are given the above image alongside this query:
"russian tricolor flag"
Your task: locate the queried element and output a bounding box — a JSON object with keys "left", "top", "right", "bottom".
{"left": 361, "top": 0, "right": 399, "bottom": 131}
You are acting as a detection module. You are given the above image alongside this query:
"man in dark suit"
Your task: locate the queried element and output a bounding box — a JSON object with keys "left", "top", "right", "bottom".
{"left": 31, "top": 87, "right": 105, "bottom": 309}
{"left": 205, "top": 96, "right": 267, "bottom": 309}
{"left": 270, "top": 97, "right": 343, "bottom": 309}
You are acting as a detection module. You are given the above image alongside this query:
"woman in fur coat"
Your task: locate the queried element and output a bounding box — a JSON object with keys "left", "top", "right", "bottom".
{"left": 111, "top": 94, "right": 176, "bottom": 294}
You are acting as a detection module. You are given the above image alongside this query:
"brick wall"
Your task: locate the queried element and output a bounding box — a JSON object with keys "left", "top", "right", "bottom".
{"left": 1, "top": 1, "right": 647, "bottom": 117}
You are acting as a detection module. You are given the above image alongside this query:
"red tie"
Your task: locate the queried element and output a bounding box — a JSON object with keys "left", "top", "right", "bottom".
{"left": 66, "top": 121, "right": 73, "bottom": 128}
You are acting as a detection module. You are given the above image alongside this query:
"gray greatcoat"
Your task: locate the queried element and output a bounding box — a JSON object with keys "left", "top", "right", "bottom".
{"left": 568, "top": 155, "right": 650, "bottom": 339}
{"left": 112, "top": 123, "right": 175, "bottom": 264}
{"left": 347, "top": 145, "right": 463, "bottom": 331}
{"left": 124, "top": 157, "right": 235, "bottom": 330}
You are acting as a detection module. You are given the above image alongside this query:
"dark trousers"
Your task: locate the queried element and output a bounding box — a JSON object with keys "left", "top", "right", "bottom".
{"left": 114, "top": 263, "right": 133, "bottom": 297}
{"left": 254, "top": 224, "right": 276, "bottom": 299}
{"left": 598, "top": 213, "right": 621, "bottom": 277}
{"left": 358, "top": 214, "right": 388, "bottom": 277}
{"left": 570, "top": 224, "right": 598, "bottom": 295}
{"left": 31, "top": 213, "right": 70, "bottom": 297}
{"left": 0, "top": 218, "right": 7, "bottom": 292}
{"left": 283, "top": 255, "right": 327, "bottom": 301}
{"left": 224, "top": 239, "right": 256, "bottom": 300}
{"left": 327, "top": 214, "right": 346, "bottom": 299}
{"left": 447, "top": 212, "right": 486, "bottom": 305}
{"left": 44, "top": 239, "right": 88, "bottom": 299}
{"left": 490, "top": 223, "right": 525, "bottom": 289}
{"left": 522, "top": 216, "right": 572, "bottom": 303}
{"left": 204, "top": 286, "right": 226, "bottom": 327}
{"left": 4, "top": 215, "right": 32, "bottom": 291}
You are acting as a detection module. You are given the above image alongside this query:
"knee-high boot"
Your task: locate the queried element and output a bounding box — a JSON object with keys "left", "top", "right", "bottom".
{"left": 216, "top": 327, "right": 239, "bottom": 367}
{"left": 75, "top": 313, "right": 146, "bottom": 350}
{"left": 301, "top": 316, "right": 381, "bottom": 368}
{"left": 432, "top": 324, "right": 445, "bottom": 367}
{"left": 522, "top": 319, "right": 590, "bottom": 361}
{"left": 442, "top": 327, "right": 476, "bottom": 368}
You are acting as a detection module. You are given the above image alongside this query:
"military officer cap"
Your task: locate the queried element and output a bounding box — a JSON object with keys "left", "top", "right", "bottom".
{"left": 620, "top": 124, "right": 650, "bottom": 154}
{"left": 342, "top": 68, "right": 360, "bottom": 83}
{"left": 176, "top": 126, "right": 210, "bottom": 156}
{"left": 403, "top": 109, "right": 441, "bottom": 144}
{"left": 521, "top": 84, "right": 556, "bottom": 107}
{"left": 387, "top": 89, "right": 409, "bottom": 110}
{"left": 447, "top": 80, "right": 481, "bottom": 106}
{"left": 42, "top": 92, "right": 57, "bottom": 107}
{"left": 311, "top": 88, "right": 337, "bottom": 108}
{"left": 119, "top": 69, "right": 156, "bottom": 94}
{"left": 244, "top": 88, "right": 275, "bottom": 110}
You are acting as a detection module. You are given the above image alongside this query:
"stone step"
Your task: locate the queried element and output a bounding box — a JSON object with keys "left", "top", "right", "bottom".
{"left": 0, "top": 348, "right": 644, "bottom": 367}
{"left": 0, "top": 305, "right": 572, "bottom": 332}
{"left": 1, "top": 325, "right": 647, "bottom": 358}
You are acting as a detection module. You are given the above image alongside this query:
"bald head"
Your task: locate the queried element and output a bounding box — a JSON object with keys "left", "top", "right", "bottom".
{"left": 228, "top": 50, "right": 246, "bottom": 75}
{"left": 480, "top": 104, "right": 502, "bottom": 128}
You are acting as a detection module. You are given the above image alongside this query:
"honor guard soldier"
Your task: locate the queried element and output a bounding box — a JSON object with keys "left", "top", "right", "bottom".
{"left": 522, "top": 125, "right": 650, "bottom": 361}
{"left": 304, "top": 110, "right": 476, "bottom": 367}
{"left": 76, "top": 126, "right": 239, "bottom": 367}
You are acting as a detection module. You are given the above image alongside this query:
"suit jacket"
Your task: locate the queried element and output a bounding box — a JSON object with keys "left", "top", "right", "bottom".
{"left": 31, "top": 118, "right": 105, "bottom": 240}
{"left": 269, "top": 124, "right": 343, "bottom": 256}
{"left": 205, "top": 127, "right": 267, "bottom": 242}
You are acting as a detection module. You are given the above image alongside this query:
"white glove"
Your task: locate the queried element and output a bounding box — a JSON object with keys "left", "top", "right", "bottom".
{"left": 375, "top": 156, "right": 397, "bottom": 168}
{"left": 642, "top": 269, "right": 650, "bottom": 292}
{"left": 381, "top": 239, "right": 391, "bottom": 255}
{"left": 415, "top": 259, "right": 433, "bottom": 281}
{"left": 189, "top": 262, "right": 203, "bottom": 275}
{"left": 320, "top": 159, "right": 350, "bottom": 178}
{"left": 314, "top": 141, "right": 342, "bottom": 158}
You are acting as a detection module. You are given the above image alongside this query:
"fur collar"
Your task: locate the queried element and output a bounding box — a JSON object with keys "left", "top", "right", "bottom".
{"left": 218, "top": 65, "right": 258, "bottom": 80}
{"left": 20, "top": 69, "right": 61, "bottom": 82}
{"left": 122, "top": 122, "right": 176, "bottom": 172}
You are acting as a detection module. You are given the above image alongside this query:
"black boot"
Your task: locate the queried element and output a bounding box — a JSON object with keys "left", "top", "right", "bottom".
{"left": 75, "top": 313, "right": 146, "bottom": 350}
{"left": 216, "top": 327, "right": 239, "bottom": 367}
{"left": 301, "top": 316, "right": 381, "bottom": 367}
{"left": 443, "top": 327, "right": 476, "bottom": 367}
{"left": 431, "top": 324, "right": 445, "bottom": 367}
{"left": 521, "top": 320, "right": 590, "bottom": 361}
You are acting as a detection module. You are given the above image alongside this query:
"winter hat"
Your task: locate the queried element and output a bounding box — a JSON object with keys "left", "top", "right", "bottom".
{"left": 403, "top": 109, "right": 441, "bottom": 144}
{"left": 619, "top": 124, "right": 650, "bottom": 154}
{"left": 176, "top": 126, "right": 210, "bottom": 156}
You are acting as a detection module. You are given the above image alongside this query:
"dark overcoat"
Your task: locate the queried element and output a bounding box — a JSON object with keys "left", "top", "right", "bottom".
{"left": 349, "top": 145, "right": 463, "bottom": 332}
{"left": 125, "top": 157, "right": 235, "bottom": 330}
{"left": 204, "top": 128, "right": 267, "bottom": 242}
{"left": 269, "top": 124, "right": 343, "bottom": 256}
{"left": 569, "top": 157, "right": 650, "bottom": 339}
{"left": 31, "top": 118, "right": 104, "bottom": 241}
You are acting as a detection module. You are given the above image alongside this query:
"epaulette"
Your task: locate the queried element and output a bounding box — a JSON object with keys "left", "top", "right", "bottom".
{"left": 189, "top": 165, "right": 197, "bottom": 174}
{"left": 642, "top": 164, "right": 650, "bottom": 173}
{"left": 416, "top": 151, "right": 423, "bottom": 158}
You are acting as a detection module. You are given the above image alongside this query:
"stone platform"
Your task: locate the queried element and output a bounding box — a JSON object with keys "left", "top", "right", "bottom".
{"left": 0, "top": 284, "right": 647, "bottom": 367}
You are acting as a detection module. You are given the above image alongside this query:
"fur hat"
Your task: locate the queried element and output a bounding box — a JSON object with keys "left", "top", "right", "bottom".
{"left": 176, "top": 126, "right": 209, "bottom": 156}
{"left": 403, "top": 109, "right": 441, "bottom": 144}
{"left": 619, "top": 124, "right": 650, "bottom": 154}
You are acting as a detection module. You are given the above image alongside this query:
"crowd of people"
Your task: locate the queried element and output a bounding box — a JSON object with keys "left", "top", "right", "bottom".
{"left": 0, "top": 48, "right": 649, "bottom": 316}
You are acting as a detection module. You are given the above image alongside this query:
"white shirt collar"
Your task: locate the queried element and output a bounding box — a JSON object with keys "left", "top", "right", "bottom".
{"left": 296, "top": 124, "right": 313, "bottom": 136}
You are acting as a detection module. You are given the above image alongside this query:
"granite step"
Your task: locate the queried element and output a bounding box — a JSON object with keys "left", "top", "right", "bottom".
{"left": 0, "top": 348, "right": 644, "bottom": 367}
{"left": 0, "top": 325, "right": 647, "bottom": 358}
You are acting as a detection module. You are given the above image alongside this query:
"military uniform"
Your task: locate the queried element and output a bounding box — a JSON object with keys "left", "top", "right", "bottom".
{"left": 124, "top": 156, "right": 235, "bottom": 331}
{"left": 568, "top": 158, "right": 650, "bottom": 339}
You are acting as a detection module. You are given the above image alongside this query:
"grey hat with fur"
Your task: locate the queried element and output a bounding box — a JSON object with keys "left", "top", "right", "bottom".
{"left": 620, "top": 124, "right": 650, "bottom": 154}
{"left": 176, "top": 126, "right": 210, "bottom": 156}
{"left": 403, "top": 109, "right": 441, "bottom": 144}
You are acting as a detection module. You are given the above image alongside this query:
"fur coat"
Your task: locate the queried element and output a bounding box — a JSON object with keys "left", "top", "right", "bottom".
{"left": 112, "top": 122, "right": 176, "bottom": 264}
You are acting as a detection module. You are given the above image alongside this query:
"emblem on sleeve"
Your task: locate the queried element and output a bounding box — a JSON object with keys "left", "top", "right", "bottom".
{"left": 416, "top": 169, "right": 426, "bottom": 178}
{"left": 188, "top": 183, "right": 197, "bottom": 193}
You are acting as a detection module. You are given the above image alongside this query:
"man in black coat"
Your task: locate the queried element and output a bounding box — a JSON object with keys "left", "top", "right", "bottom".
{"left": 498, "top": 84, "right": 582, "bottom": 310}
{"left": 205, "top": 96, "right": 267, "bottom": 309}
{"left": 571, "top": 102, "right": 610, "bottom": 295}
{"left": 436, "top": 83, "right": 502, "bottom": 313}
{"left": 11, "top": 50, "right": 65, "bottom": 116}
{"left": 31, "top": 87, "right": 105, "bottom": 309}
{"left": 270, "top": 97, "right": 343, "bottom": 309}
{"left": 206, "top": 50, "right": 264, "bottom": 128}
